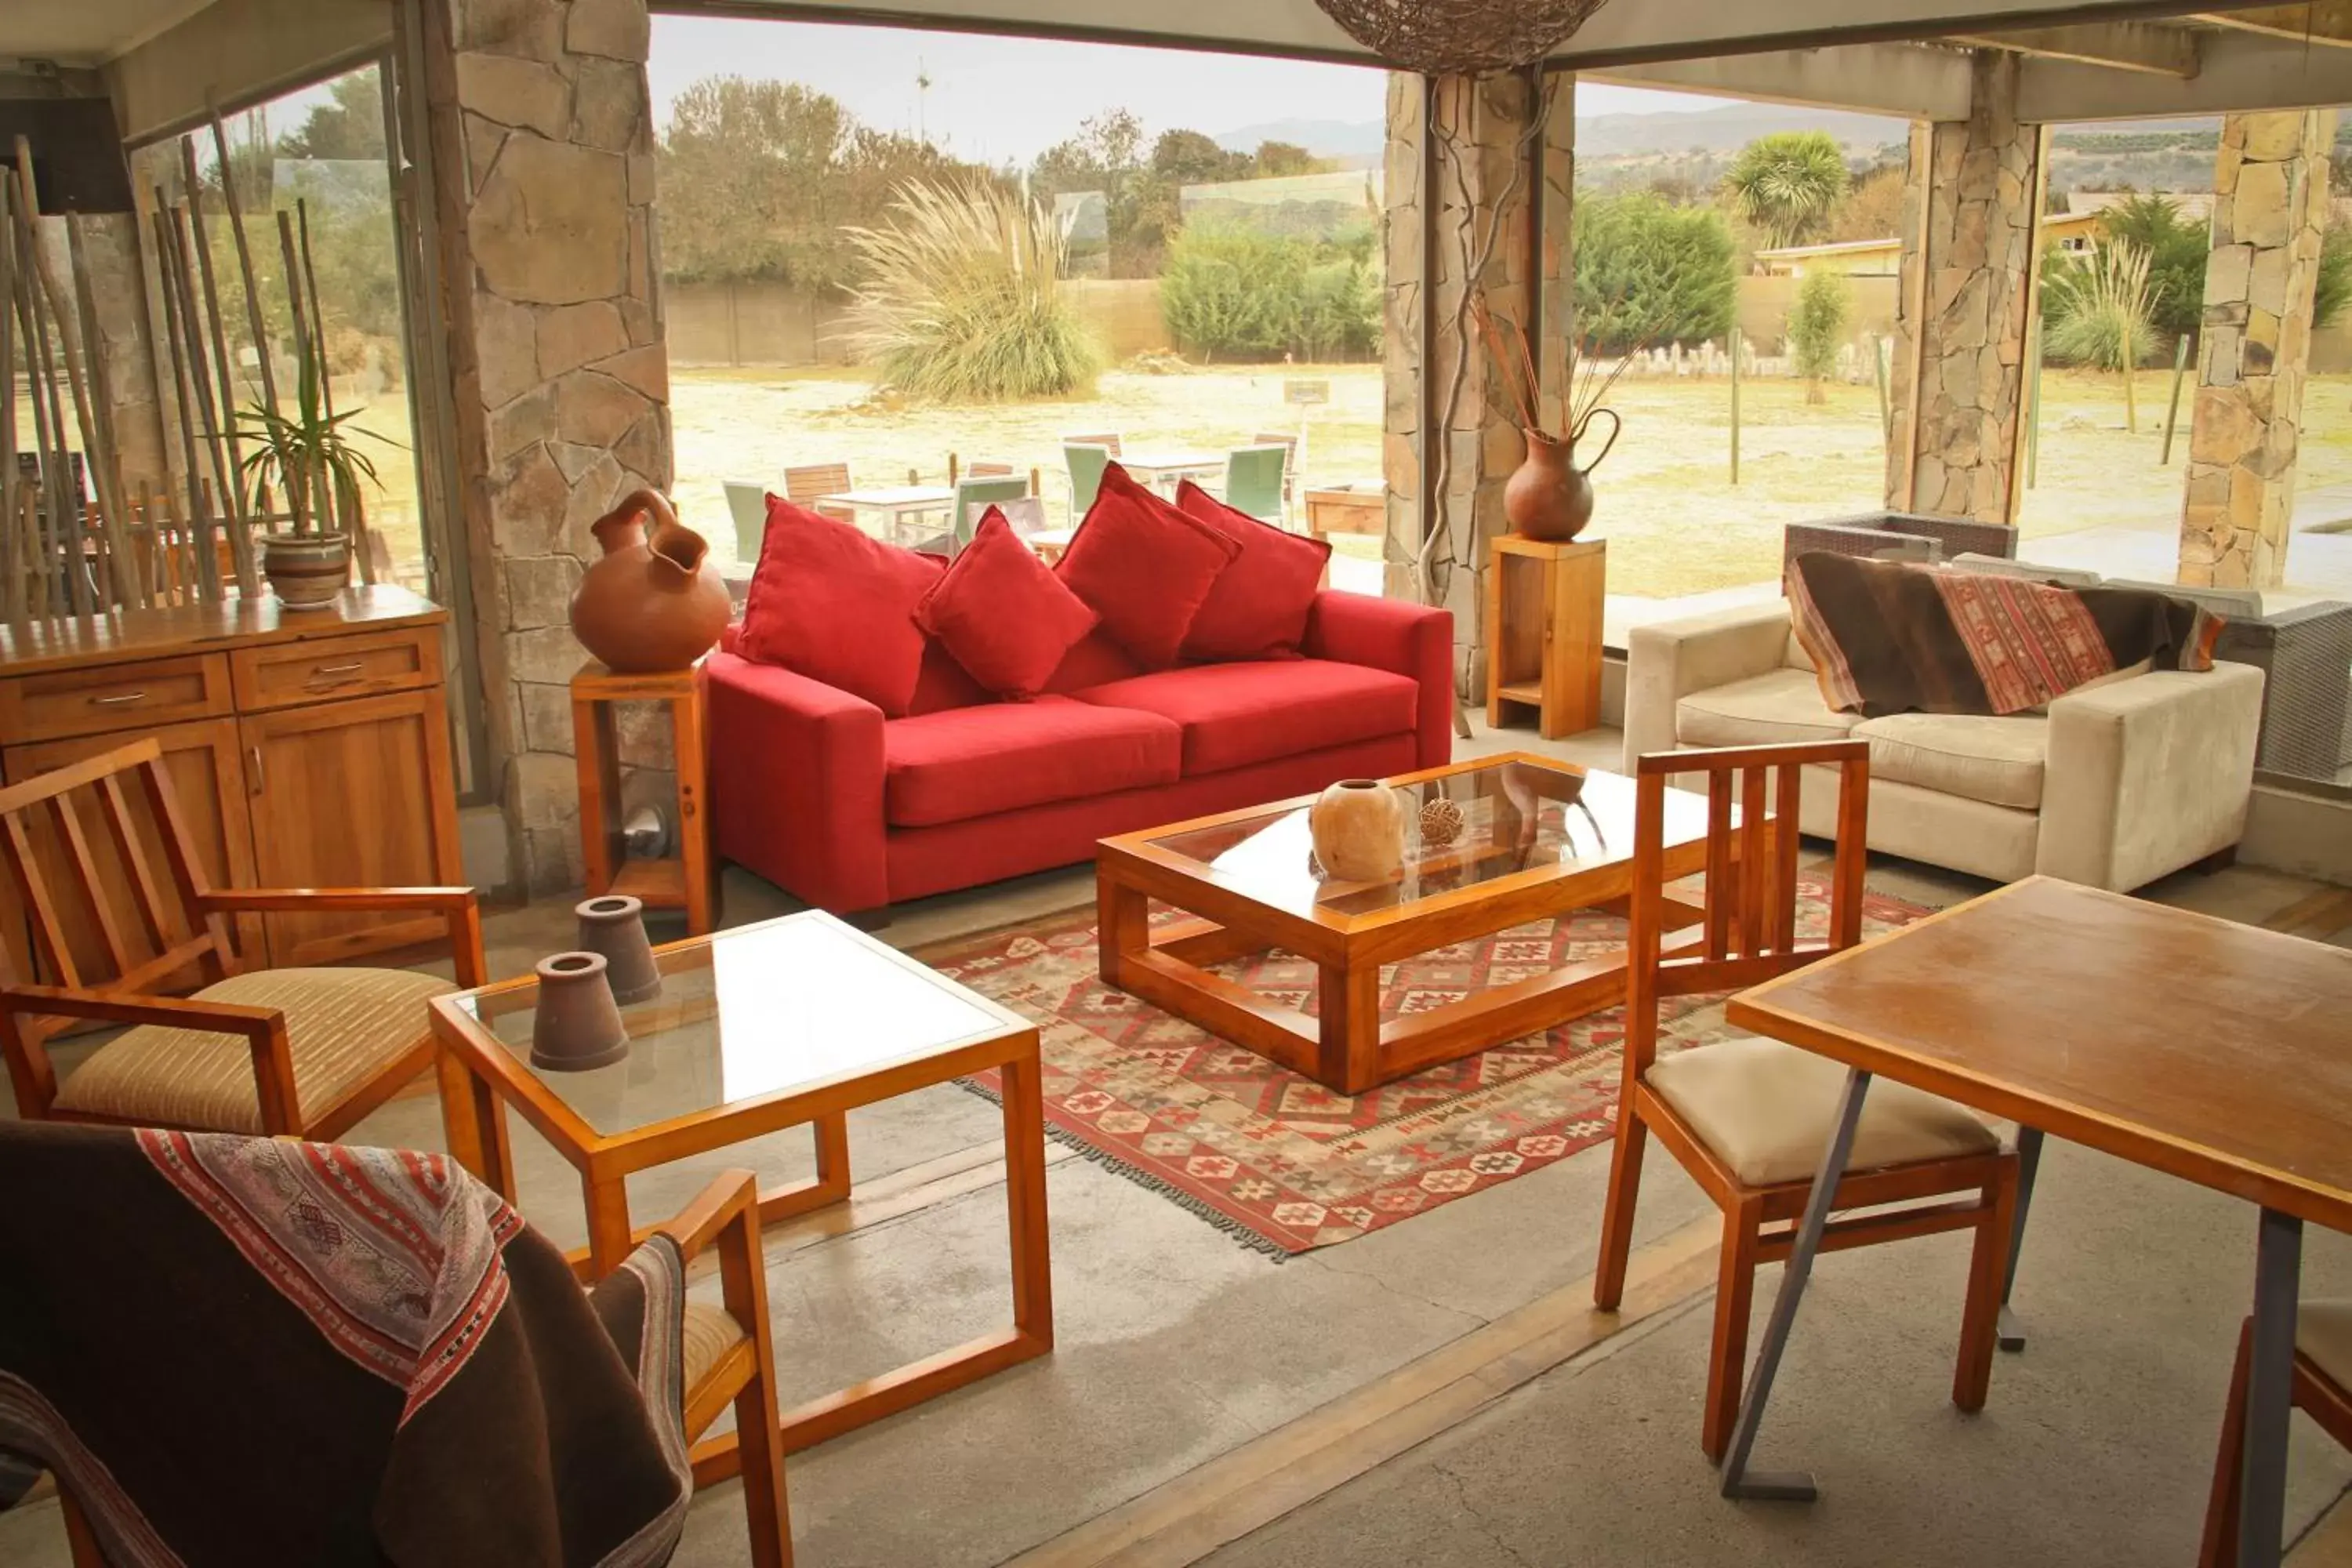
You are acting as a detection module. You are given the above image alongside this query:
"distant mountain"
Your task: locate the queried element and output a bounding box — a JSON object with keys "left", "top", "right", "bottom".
{"left": 1574, "top": 102, "right": 1907, "bottom": 158}
{"left": 1212, "top": 118, "right": 1385, "bottom": 162}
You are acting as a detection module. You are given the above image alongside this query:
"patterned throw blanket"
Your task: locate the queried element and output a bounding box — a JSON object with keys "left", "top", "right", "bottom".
{"left": 1786, "top": 552, "right": 2223, "bottom": 717}
{"left": 0, "top": 1123, "right": 691, "bottom": 1567}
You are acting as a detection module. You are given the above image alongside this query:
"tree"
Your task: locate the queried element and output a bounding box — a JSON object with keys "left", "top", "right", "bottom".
{"left": 1032, "top": 111, "right": 1149, "bottom": 274}
{"left": 1571, "top": 192, "right": 1737, "bottom": 354}
{"left": 1252, "top": 141, "right": 1327, "bottom": 178}
{"left": 278, "top": 71, "right": 387, "bottom": 161}
{"left": 1158, "top": 224, "right": 1376, "bottom": 361}
{"left": 1824, "top": 163, "right": 1907, "bottom": 245}
{"left": 1788, "top": 271, "right": 1852, "bottom": 405}
{"left": 2314, "top": 220, "right": 2352, "bottom": 329}
{"left": 1723, "top": 132, "right": 1851, "bottom": 249}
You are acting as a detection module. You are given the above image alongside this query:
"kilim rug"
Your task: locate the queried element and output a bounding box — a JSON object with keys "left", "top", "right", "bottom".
{"left": 928, "top": 879, "right": 1932, "bottom": 1257}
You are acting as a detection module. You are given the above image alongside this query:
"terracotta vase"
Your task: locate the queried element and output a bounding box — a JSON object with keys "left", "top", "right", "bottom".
{"left": 530, "top": 952, "right": 630, "bottom": 1072}
{"left": 569, "top": 489, "right": 731, "bottom": 673}
{"left": 575, "top": 894, "right": 661, "bottom": 1004}
{"left": 261, "top": 531, "right": 352, "bottom": 610}
{"left": 1308, "top": 779, "right": 1406, "bottom": 883}
{"left": 1502, "top": 431, "right": 1591, "bottom": 543}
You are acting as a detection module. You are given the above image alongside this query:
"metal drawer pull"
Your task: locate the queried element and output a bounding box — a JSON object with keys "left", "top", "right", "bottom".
{"left": 89, "top": 690, "right": 149, "bottom": 706}
{"left": 309, "top": 662, "right": 366, "bottom": 680}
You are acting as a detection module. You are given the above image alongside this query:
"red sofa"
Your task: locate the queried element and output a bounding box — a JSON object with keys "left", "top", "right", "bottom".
{"left": 709, "top": 592, "right": 1454, "bottom": 915}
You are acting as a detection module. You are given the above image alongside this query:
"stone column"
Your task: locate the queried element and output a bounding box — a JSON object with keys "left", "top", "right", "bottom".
{"left": 1381, "top": 69, "right": 1573, "bottom": 697}
{"left": 2179, "top": 110, "right": 2335, "bottom": 590}
{"left": 419, "top": 0, "right": 670, "bottom": 894}
{"left": 1884, "top": 50, "right": 2045, "bottom": 523}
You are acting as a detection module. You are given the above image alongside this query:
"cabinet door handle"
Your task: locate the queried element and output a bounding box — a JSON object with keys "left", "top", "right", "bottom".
{"left": 249, "top": 746, "right": 266, "bottom": 796}
{"left": 310, "top": 661, "right": 365, "bottom": 678}
{"left": 89, "top": 690, "right": 148, "bottom": 706}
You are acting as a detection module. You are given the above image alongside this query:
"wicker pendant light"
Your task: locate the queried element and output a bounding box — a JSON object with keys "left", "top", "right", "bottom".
{"left": 1312, "top": 0, "right": 1613, "bottom": 74}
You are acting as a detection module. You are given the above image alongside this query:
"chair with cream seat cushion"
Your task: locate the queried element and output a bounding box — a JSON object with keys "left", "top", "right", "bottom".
{"left": 0, "top": 739, "right": 485, "bottom": 1142}
{"left": 1592, "top": 738, "right": 2022, "bottom": 1463}
{"left": 2201, "top": 1301, "right": 2352, "bottom": 1567}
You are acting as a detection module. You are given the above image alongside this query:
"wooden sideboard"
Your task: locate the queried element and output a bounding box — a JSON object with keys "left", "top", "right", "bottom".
{"left": 0, "top": 587, "right": 464, "bottom": 981}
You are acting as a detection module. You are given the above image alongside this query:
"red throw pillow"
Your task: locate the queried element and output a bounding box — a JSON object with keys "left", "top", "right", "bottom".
{"left": 739, "top": 495, "right": 942, "bottom": 716}
{"left": 1174, "top": 480, "right": 1333, "bottom": 661}
{"left": 916, "top": 509, "right": 1099, "bottom": 700}
{"left": 1055, "top": 463, "right": 1240, "bottom": 667}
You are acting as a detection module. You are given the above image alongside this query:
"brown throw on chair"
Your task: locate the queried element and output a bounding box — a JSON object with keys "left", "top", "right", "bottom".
{"left": 1785, "top": 551, "right": 2224, "bottom": 717}
{"left": 0, "top": 1122, "right": 694, "bottom": 1568}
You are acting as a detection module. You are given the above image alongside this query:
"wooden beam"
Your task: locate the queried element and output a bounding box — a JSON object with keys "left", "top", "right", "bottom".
{"left": 1952, "top": 19, "right": 2203, "bottom": 73}
{"left": 2195, "top": 2, "right": 2352, "bottom": 45}
{"left": 2018, "top": 25, "right": 2352, "bottom": 114}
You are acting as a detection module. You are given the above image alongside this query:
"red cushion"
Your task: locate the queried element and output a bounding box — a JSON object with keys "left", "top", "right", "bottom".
{"left": 739, "top": 495, "right": 942, "bottom": 717}
{"left": 914, "top": 509, "right": 1098, "bottom": 701}
{"left": 882, "top": 696, "right": 1181, "bottom": 828}
{"left": 1054, "top": 463, "right": 1239, "bottom": 668}
{"left": 1040, "top": 629, "right": 1145, "bottom": 693}
{"left": 1072, "top": 658, "right": 1420, "bottom": 775}
{"left": 907, "top": 639, "right": 990, "bottom": 715}
{"left": 1174, "top": 481, "right": 1332, "bottom": 662}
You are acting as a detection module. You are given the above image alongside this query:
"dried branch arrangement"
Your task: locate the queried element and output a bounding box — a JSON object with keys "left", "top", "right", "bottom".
{"left": 1470, "top": 293, "right": 1645, "bottom": 453}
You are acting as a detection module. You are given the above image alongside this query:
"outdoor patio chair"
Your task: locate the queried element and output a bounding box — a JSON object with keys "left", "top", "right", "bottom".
{"left": 1781, "top": 510, "right": 2018, "bottom": 572}
{"left": 1065, "top": 443, "right": 1114, "bottom": 517}
{"left": 724, "top": 480, "right": 769, "bottom": 561}
{"left": 781, "top": 461, "right": 855, "bottom": 524}
{"left": 0, "top": 739, "right": 485, "bottom": 1142}
{"left": 1254, "top": 429, "right": 1303, "bottom": 508}
{"left": 2200, "top": 1300, "right": 2352, "bottom": 1566}
{"left": 964, "top": 458, "right": 1017, "bottom": 477}
{"left": 953, "top": 474, "right": 1033, "bottom": 552}
{"left": 1062, "top": 431, "right": 1123, "bottom": 458}
{"left": 1592, "top": 739, "right": 2020, "bottom": 1462}
{"left": 1222, "top": 444, "right": 1291, "bottom": 526}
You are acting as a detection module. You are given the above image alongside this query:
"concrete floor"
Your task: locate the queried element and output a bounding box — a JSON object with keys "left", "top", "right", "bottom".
{"left": 3, "top": 720, "right": 2348, "bottom": 1568}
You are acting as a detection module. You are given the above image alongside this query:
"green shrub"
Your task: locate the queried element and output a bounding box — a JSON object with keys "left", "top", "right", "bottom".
{"left": 2316, "top": 221, "right": 2352, "bottom": 330}
{"left": 1572, "top": 193, "right": 1737, "bottom": 354}
{"left": 1788, "top": 271, "right": 1852, "bottom": 404}
{"left": 1159, "top": 224, "right": 1377, "bottom": 361}
{"left": 844, "top": 177, "right": 1102, "bottom": 401}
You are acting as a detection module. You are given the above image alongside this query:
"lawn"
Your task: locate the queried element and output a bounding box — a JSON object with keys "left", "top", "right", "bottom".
{"left": 668, "top": 359, "right": 2352, "bottom": 600}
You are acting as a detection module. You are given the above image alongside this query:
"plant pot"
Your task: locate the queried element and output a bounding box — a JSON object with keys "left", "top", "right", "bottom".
{"left": 1308, "top": 779, "right": 1406, "bottom": 883}
{"left": 261, "top": 531, "right": 352, "bottom": 610}
{"left": 570, "top": 489, "right": 731, "bottom": 673}
{"left": 530, "top": 951, "right": 630, "bottom": 1072}
{"left": 575, "top": 894, "right": 662, "bottom": 1004}
{"left": 1503, "top": 430, "right": 1592, "bottom": 543}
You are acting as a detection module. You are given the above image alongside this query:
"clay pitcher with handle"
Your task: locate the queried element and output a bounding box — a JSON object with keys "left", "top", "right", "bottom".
{"left": 568, "top": 489, "right": 731, "bottom": 673}
{"left": 1502, "top": 410, "right": 1621, "bottom": 543}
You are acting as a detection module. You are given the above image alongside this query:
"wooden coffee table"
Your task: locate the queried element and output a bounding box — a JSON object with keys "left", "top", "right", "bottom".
{"left": 1095, "top": 753, "right": 1714, "bottom": 1094}
{"left": 429, "top": 910, "right": 1051, "bottom": 1468}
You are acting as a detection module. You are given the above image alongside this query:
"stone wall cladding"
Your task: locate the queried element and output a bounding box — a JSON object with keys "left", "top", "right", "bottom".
{"left": 1886, "top": 51, "right": 2042, "bottom": 524}
{"left": 2180, "top": 109, "right": 2335, "bottom": 589}
{"left": 425, "top": 0, "right": 669, "bottom": 894}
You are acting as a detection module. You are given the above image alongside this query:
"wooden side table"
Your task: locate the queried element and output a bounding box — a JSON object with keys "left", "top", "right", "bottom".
{"left": 1485, "top": 534, "right": 1605, "bottom": 740}
{"left": 572, "top": 660, "right": 715, "bottom": 935}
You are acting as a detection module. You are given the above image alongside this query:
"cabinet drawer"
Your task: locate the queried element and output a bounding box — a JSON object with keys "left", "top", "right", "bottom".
{"left": 230, "top": 628, "right": 443, "bottom": 712}
{"left": 0, "top": 653, "right": 233, "bottom": 743}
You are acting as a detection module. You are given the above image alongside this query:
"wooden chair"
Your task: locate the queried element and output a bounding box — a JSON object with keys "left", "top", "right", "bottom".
{"left": 0, "top": 739, "right": 485, "bottom": 1141}
{"left": 779, "top": 462, "right": 855, "bottom": 524}
{"left": 1592, "top": 739, "right": 2020, "bottom": 1461}
{"left": 2200, "top": 1301, "right": 2352, "bottom": 1566}
{"left": 964, "top": 457, "right": 1017, "bottom": 477}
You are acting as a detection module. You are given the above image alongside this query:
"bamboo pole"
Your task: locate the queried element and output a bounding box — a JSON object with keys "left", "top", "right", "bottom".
{"left": 157, "top": 198, "right": 228, "bottom": 601}
{"left": 1728, "top": 327, "right": 1742, "bottom": 486}
{"left": 180, "top": 137, "right": 259, "bottom": 594}
{"left": 2160, "top": 332, "right": 2193, "bottom": 466}
{"left": 69, "top": 212, "right": 149, "bottom": 606}
{"left": 297, "top": 197, "right": 368, "bottom": 579}
{"left": 9, "top": 141, "right": 83, "bottom": 615}
{"left": 44, "top": 215, "right": 144, "bottom": 608}
{"left": 273, "top": 210, "right": 316, "bottom": 534}
{"left": 0, "top": 176, "right": 18, "bottom": 622}
{"left": 206, "top": 99, "right": 280, "bottom": 418}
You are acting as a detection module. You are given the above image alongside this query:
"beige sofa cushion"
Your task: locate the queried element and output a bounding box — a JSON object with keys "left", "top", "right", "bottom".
{"left": 1675, "top": 667, "right": 1857, "bottom": 748}
{"left": 53, "top": 967, "right": 452, "bottom": 1134}
{"left": 1647, "top": 1035, "right": 2000, "bottom": 1187}
{"left": 2303, "top": 1301, "right": 2352, "bottom": 1389}
{"left": 1853, "top": 712, "right": 2049, "bottom": 811}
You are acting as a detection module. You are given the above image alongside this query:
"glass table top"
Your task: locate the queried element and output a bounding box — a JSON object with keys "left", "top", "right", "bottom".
{"left": 1142, "top": 758, "right": 1713, "bottom": 923}
{"left": 456, "top": 913, "right": 1013, "bottom": 1137}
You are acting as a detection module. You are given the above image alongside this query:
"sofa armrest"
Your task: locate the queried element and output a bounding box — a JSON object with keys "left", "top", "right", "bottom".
{"left": 1302, "top": 591, "right": 1454, "bottom": 769}
{"left": 1621, "top": 601, "right": 1795, "bottom": 772}
{"left": 2038, "top": 662, "right": 2264, "bottom": 892}
{"left": 705, "top": 652, "right": 891, "bottom": 914}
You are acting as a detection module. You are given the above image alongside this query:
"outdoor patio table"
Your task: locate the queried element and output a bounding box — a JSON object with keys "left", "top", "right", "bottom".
{"left": 1717, "top": 875, "right": 2352, "bottom": 1568}
{"left": 1114, "top": 451, "right": 1225, "bottom": 493}
{"left": 818, "top": 484, "right": 955, "bottom": 544}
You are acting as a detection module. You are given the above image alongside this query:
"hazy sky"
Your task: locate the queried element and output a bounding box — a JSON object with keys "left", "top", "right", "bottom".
{"left": 647, "top": 16, "right": 1719, "bottom": 166}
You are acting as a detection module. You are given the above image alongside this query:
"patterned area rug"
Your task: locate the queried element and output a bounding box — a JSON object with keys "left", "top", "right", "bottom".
{"left": 929, "top": 880, "right": 1929, "bottom": 1256}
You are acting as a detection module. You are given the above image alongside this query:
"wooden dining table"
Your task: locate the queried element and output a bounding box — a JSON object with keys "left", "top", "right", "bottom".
{"left": 1720, "top": 875, "right": 2352, "bottom": 1568}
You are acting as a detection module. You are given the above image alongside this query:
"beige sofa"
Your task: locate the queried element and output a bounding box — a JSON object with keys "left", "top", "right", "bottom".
{"left": 1623, "top": 598, "right": 2265, "bottom": 891}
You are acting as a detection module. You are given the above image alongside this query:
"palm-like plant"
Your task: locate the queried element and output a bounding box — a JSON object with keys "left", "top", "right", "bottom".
{"left": 1723, "top": 132, "right": 1851, "bottom": 251}
{"left": 235, "top": 344, "right": 387, "bottom": 538}
{"left": 844, "top": 177, "right": 1101, "bottom": 401}
{"left": 2046, "top": 238, "right": 2156, "bottom": 434}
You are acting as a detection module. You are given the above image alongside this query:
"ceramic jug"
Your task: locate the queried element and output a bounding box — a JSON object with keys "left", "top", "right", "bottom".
{"left": 1503, "top": 411, "right": 1621, "bottom": 543}
{"left": 568, "top": 489, "right": 731, "bottom": 673}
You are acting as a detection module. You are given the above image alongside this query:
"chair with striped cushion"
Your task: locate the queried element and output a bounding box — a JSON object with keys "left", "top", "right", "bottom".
{"left": 0, "top": 739, "right": 486, "bottom": 1140}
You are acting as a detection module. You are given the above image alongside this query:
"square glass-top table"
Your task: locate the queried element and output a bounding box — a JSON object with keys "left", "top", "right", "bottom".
{"left": 1094, "top": 753, "right": 1715, "bottom": 1094}
{"left": 430, "top": 909, "right": 1051, "bottom": 1458}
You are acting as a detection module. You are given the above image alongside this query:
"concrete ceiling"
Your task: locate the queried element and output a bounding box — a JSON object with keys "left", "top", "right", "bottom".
{"left": 4, "top": 0, "right": 218, "bottom": 65}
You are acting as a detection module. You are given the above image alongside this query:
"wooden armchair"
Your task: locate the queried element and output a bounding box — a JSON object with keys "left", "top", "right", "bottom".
{"left": 2201, "top": 1302, "right": 2352, "bottom": 1566}
{"left": 0, "top": 739, "right": 485, "bottom": 1139}
{"left": 1592, "top": 740, "right": 2020, "bottom": 1461}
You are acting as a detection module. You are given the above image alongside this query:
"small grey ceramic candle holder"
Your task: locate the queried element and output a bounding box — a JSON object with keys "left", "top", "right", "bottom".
{"left": 575, "top": 894, "right": 662, "bottom": 1004}
{"left": 530, "top": 951, "right": 630, "bottom": 1072}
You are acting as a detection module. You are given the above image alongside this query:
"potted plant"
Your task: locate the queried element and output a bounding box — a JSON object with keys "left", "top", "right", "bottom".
{"left": 236, "top": 341, "right": 387, "bottom": 609}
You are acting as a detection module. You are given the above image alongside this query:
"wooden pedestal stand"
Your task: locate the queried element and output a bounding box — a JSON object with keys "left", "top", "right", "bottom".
{"left": 572, "top": 661, "right": 715, "bottom": 935}
{"left": 1485, "top": 534, "right": 1605, "bottom": 740}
